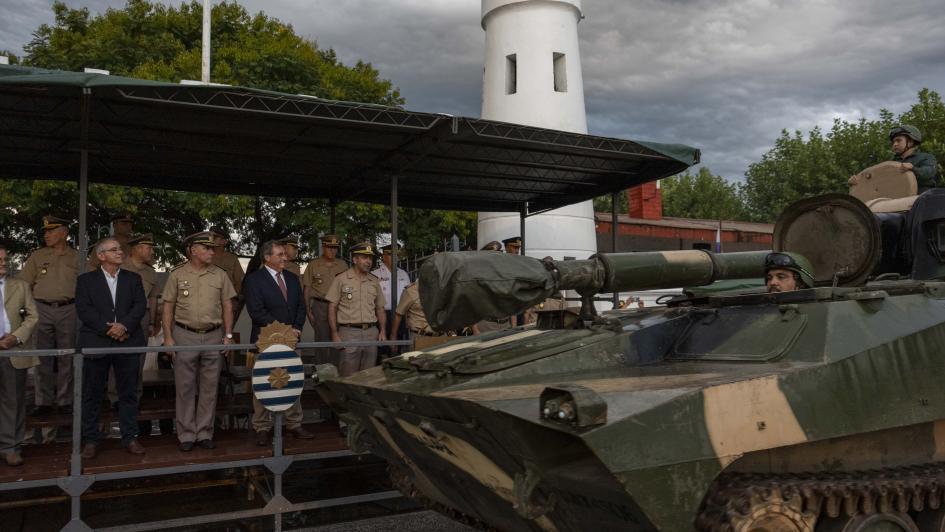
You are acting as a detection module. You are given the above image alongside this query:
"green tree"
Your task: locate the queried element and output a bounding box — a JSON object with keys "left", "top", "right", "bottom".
{"left": 661, "top": 167, "right": 747, "bottom": 220}
{"left": 741, "top": 89, "right": 945, "bottom": 222}
{"left": 4, "top": 0, "right": 476, "bottom": 266}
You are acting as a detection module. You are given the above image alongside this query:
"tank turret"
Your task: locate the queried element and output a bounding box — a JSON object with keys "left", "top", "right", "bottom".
{"left": 316, "top": 191, "right": 945, "bottom": 531}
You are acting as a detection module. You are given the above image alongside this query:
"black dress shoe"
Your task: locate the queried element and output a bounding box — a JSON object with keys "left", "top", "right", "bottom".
{"left": 81, "top": 442, "right": 97, "bottom": 460}
{"left": 288, "top": 427, "right": 315, "bottom": 439}
{"left": 125, "top": 439, "right": 146, "bottom": 455}
{"left": 196, "top": 439, "right": 216, "bottom": 450}
{"left": 179, "top": 441, "right": 195, "bottom": 452}
{"left": 29, "top": 405, "right": 53, "bottom": 417}
{"left": 255, "top": 430, "right": 271, "bottom": 447}
{"left": 2, "top": 452, "right": 24, "bottom": 467}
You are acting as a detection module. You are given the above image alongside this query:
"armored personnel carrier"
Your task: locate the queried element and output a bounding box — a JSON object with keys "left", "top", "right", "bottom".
{"left": 316, "top": 166, "right": 945, "bottom": 531}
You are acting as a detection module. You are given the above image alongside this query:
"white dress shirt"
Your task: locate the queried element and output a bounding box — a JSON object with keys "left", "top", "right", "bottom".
{"left": 102, "top": 267, "right": 119, "bottom": 307}
{"left": 371, "top": 263, "right": 410, "bottom": 311}
{"left": 0, "top": 275, "right": 10, "bottom": 336}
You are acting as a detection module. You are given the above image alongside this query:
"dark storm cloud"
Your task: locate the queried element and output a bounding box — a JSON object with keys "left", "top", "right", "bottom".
{"left": 2, "top": 0, "right": 943, "bottom": 180}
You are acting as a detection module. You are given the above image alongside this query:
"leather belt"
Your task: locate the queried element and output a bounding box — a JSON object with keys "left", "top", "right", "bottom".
{"left": 412, "top": 328, "right": 441, "bottom": 337}
{"left": 175, "top": 322, "right": 221, "bottom": 334}
{"left": 339, "top": 322, "right": 377, "bottom": 329}
{"left": 36, "top": 298, "right": 74, "bottom": 307}
{"left": 311, "top": 296, "right": 329, "bottom": 303}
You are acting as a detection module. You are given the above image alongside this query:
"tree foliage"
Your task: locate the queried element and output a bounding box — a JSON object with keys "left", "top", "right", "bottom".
{"left": 741, "top": 89, "right": 945, "bottom": 222}
{"left": 3, "top": 0, "right": 476, "bottom": 266}
{"left": 661, "top": 167, "right": 747, "bottom": 220}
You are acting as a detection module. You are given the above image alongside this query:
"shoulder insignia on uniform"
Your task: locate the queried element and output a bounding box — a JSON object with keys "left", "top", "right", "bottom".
{"left": 335, "top": 270, "right": 346, "bottom": 277}
{"left": 171, "top": 260, "right": 188, "bottom": 271}
{"left": 368, "top": 273, "right": 379, "bottom": 280}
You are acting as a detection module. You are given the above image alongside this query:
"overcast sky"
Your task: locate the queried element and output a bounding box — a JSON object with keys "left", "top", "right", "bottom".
{"left": 2, "top": 0, "right": 943, "bottom": 181}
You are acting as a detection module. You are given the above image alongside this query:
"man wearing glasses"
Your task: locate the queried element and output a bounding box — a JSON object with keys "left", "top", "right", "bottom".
{"left": 75, "top": 237, "right": 148, "bottom": 458}
{"left": 765, "top": 252, "right": 815, "bottom": 293}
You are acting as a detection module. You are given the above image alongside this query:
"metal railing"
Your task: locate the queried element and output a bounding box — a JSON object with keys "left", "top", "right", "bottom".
{"left": 0, "top": 338, "right": 411, "bottom": 532}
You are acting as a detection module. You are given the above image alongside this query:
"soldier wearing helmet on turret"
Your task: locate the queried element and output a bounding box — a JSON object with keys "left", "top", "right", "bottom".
{"left": 889, "top": 125, "right": 939, "bottom": 192}
{"left": 764, "top": 252, "right": 815, "bottom": 293}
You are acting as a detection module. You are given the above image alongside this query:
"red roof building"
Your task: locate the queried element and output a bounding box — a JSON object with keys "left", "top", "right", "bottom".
{"left": 595, "top": 183, "right": 773, "bottom": 253}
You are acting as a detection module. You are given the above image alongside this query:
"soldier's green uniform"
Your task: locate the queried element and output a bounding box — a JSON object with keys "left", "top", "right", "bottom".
{"left": 162, "top": 232, "right": 237, "bottom": 447}
{"left": 18, "top": 216, "right": 78, "bottom": 412}
{"left": 302, "top": 235, "right": 347, "bottom": 364}
{"left": 889, "top": 125, "right": 939, "bottom": 190}
{"left": 894, "top": 150, "right": 938, "bottom": 190}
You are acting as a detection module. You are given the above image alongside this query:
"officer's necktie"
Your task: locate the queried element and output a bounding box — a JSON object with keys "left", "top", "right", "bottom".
{"left": 276, "top": 272, "right": 288, "bottom": 301}
{"left": 0, "top": 278, "right": 7, "bottom": 337}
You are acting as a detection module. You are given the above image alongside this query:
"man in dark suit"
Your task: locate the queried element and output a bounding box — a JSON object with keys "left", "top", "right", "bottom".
{"left": 244, "top": 240, "right": 313, "bottom": 445}
{"left": 75, "top": 237, "right": 147, "bottom": 458}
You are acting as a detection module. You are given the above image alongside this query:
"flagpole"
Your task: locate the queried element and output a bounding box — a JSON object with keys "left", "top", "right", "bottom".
{"left": 201, "top": 0, "right": 211, "bottom": 83}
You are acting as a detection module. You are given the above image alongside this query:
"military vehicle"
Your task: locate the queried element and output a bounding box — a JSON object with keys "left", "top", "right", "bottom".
{"left": 316, "top": 165, "right": 945, "bottom": 531}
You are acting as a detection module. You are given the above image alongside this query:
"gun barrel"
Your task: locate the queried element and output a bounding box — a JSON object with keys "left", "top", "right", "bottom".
{"left": 554, "top": 250, "right": 770, "bottom": 294}
{"left": 420, "top": 250, "right": 770, "bottom": 331}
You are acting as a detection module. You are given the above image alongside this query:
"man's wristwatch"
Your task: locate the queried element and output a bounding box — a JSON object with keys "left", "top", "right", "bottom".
{"left": 225, "top": 333, "right": 234, "bottom": 340}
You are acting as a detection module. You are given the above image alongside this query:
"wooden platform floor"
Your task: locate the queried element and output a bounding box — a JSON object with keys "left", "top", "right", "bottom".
{"left": 0, "top": 421, "right": 347, "bottom": 485}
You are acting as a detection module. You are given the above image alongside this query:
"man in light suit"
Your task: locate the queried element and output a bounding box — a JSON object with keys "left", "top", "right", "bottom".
{"left": 75, "top": 237, "right": 147, "bottom": 459}
{"left": 0, "top": 244, "right": 39, "bottom": 467}
{"left": 244, "top": 240, "right": 313, "bottom": 446}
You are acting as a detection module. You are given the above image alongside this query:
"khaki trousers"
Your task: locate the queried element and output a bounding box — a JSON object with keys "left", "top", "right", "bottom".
{"left": 171, "top": 326, "right": 223, "bottom": 443}
{"left": 338, "top": 325, "right": 378, "bottom": 377}
{"left": 252, "top": 397, "right": 303, "bottom": 432}
{"left": 34, "top": 302, "right": 76, "bottom": 407}
{"left": 310, "top": 299, "right": 336, "bottom": 366}
{"left": 0, "top": 358, "right": 27, "bottom": 455}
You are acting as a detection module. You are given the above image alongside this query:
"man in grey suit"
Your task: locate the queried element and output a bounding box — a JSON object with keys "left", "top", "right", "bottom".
{"left": 0, "top": 244, "right": 40, "bottom": 467}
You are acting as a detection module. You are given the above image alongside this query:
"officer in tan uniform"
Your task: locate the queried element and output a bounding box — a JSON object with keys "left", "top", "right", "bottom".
{"left": 302, "top": 234, "right": 347, "bottom": 365}
{"left": 0, "top": 244, "right": 39, "bottom": 466}
{"left": 326, "top": 242, "right": 386, "bottom": 376}
{"left": 278, "top": 234, "right": 302, "bottom": 277}
{"left": 524, "top": 295, "right": 566, "bottom": 325}
{"left": 108, "top": 234, "right": 159, "bottom": 414}
{"left": 87, "top": 213, "right": 134, "bottom": 271}
{"left": 208, "top": 226, "right": 245, "bottom": 318}
{"left": 162, "top": 231, "right": 236, "bottom": 452}
{"left": 390, "top": 281, "right": 444, "bottom": 348}
{"left": 18, "top": 215, "right": 78, "bottom": 416}
{"left": 502, "top": 236, "right": 522, "bottom": 255}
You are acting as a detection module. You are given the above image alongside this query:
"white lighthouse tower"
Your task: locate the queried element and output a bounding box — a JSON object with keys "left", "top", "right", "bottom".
{"left": 478, "top": 0, "right": 596, "bottom": 260}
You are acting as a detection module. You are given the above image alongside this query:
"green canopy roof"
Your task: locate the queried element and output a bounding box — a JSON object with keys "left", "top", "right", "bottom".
{"left": 0, "top": 65, "right": 699, "bottom": 213}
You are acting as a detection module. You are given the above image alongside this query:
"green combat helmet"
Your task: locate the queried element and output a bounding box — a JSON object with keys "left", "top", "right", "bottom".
{"left": 764, "top": 251, "right": 815, "bottom": 288}
{"left": 889, "top": 124, "right": 923, "bottom": 144}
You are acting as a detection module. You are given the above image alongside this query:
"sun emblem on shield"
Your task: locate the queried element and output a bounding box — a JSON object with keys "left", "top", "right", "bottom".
{"left": 268, "top": 367, "right": 290, "bottom": 389}
{"left": 256, "top": 322, "right": 299, "bottom": 352}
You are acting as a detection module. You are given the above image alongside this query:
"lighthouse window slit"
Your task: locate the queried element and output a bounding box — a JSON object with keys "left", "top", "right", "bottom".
{"left": 553, "top": 52, "right": 567, "bottom": 92}
{"left": 506, "top": 54, "right": 517, "bottom": 94}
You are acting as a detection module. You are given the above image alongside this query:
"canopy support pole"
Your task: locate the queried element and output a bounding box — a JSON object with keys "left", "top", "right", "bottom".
{"left": 519, "top": 204, "right": 526, "bottom": 256}
{"left": 77, "top": 88, "right": 91, "bottom": 274}
{"left": 390, "top": 174, "right": 399, "bottom": 316}
{"left": 612, "top": 191, "right": 619, "bottom": 309}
